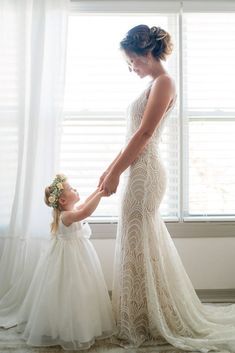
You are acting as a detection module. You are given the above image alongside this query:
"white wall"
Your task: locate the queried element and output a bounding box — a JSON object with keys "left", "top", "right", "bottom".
{"left": 1, "top": 227, "right": 235, "bottom": 291}
{"left": 92, "top": 236, "right": 235, "bottom": 291}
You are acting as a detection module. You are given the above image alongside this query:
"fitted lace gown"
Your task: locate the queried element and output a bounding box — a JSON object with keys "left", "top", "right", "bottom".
{"left": 112, "top": 83, "right": 235, "bottom": 352}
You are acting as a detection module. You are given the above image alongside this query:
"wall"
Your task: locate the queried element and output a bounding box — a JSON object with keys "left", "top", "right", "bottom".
{"left": 91, "top": 222, "right": 235, "bottom": 290}
{"left": 1, "top": 225, "right": 235, "bottom": 291}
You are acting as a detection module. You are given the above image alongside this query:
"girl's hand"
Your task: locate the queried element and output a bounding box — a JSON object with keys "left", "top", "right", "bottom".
{"left": 99, "top": 189, "right": 109, "bottom": 197}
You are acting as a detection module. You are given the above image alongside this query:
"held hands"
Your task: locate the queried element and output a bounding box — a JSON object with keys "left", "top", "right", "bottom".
{"left": 99, "top": 171, "right": 120, "bottom": 196}
{"left": 98, "top": 170, "right": 109, "bottom": 188}
{"left": 98, "top": 189, "right": 108, "bottom": 197}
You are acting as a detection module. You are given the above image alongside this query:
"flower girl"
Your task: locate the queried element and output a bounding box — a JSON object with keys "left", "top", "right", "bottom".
{"left": 17, "top": 174, "right": 116, "bottom": 350}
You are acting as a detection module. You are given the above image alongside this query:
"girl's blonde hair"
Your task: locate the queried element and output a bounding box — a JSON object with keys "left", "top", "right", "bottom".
{"left": 44, "top": 174, "right": 67, "bottom": 234}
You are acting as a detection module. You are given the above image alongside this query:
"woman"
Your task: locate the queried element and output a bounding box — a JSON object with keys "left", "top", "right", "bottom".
{"left": 100, "top": 25, "right": 235, "bottom": 352}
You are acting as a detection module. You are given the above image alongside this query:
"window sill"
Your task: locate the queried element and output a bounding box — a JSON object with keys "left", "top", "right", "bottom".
{"left": 1, "top": 219, "right": 235, "bottom": 240}
{"left": 88, "top": 218, "right": 235, "bottom": 239}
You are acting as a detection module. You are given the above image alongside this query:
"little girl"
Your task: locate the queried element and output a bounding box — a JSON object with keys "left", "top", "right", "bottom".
{"left": 17, "top": 174, "right": 116, "bottom": 350}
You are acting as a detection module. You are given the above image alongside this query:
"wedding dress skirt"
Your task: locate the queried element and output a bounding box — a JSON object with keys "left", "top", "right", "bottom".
{"left": 17, "top": 221, "right": 116, "bottom": 350}
{"left": 112, "top": 84, "right": 235, "bottom": 352}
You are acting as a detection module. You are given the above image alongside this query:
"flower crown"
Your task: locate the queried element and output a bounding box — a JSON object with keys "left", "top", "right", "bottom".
{"left": 48, "top": 174, "right": 67, "bottom": 208}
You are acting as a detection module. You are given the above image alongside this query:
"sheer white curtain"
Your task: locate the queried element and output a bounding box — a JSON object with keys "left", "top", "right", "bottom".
{"left": 0, "top": 0, "right": 69, "bottom": 327}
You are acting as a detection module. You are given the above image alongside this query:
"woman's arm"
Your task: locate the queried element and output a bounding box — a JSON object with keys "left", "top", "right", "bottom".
{"left": 62, "top": 190, "right": 105, "bottom": 226}
{"left": 101, "top": 75, "right": 175, "bottom": 194}
{"left": 98, "top": 150, "right": 122, "bottom": 187}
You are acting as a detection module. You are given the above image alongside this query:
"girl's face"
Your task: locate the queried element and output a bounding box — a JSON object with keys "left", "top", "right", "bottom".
{"left": 60, "top": 181, "right": 80, "bottom": 206}
{"left": 123, "top": 51, "right": 151, "bottom": 78}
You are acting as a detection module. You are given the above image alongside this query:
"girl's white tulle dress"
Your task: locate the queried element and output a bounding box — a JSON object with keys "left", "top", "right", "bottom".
{"left": 17, "top": 219, "right": 116, "bottom": 350}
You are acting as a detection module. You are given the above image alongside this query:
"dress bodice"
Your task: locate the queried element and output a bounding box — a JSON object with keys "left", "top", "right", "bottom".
{"left": 56, "top": 220, "right": 91, "bottom": 240}
{"left": 126, "top": 82, "right": 176, "bottom": 149}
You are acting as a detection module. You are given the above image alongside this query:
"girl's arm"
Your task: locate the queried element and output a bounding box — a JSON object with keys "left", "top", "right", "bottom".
{"left": 101, "top": 75, "right": 175, "bottom": 194}
{"left": 62, "top": 189, "right": 105, "bottom": 226}
{"left": 77, "top": 189, "right": 100, "bottom": 208}
{"left": 76, "top": 188, "right": 100, "bottom": 209}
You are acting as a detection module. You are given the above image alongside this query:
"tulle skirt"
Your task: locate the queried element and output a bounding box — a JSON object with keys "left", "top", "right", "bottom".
{"left": 17, "top": 232, "right": 116, "bottom": 350}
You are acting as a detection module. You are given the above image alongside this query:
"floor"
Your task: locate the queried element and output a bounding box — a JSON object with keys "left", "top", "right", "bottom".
{"left": 0, "top": 326, "right": 231, "bottom": 353}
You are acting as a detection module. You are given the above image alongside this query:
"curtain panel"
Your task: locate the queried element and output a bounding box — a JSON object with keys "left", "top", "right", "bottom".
{"left": 0, "top": 0, "right": 69, "bottom": 328}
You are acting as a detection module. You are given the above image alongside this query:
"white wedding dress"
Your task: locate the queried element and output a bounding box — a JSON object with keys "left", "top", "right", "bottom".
{"left": 112, "top": 83, "right": 235, "bottom": 352}
{"left": 17, "top": 220, "right": 116, "bottom": 350}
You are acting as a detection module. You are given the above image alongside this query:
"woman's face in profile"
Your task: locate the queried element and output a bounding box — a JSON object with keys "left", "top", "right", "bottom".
{"left": 122, "top": 51, "right": 151, "bottom": 78}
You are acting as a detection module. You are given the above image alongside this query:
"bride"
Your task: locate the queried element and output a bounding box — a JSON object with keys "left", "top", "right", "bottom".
{"left": 99, "top": 24, "right": 235, "bottom": 352}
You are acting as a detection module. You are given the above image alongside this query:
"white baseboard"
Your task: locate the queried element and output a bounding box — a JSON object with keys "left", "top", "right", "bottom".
{"left": 109, "top": 289, "right": 235, "bottom": 303}
{"left": 196, "top": 289, "right": 235, "bottom": 303}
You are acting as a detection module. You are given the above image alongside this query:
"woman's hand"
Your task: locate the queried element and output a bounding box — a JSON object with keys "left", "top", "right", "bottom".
{"left": 98, "top": 170, "right": 109, "bottom": 188}
{"left": 100, "top": 172, "right": 120, "bottom": 195}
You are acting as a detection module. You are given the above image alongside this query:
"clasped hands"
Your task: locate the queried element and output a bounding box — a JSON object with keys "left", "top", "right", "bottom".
{"left": 98, "top": 170, "right": 120, "bottom": 197}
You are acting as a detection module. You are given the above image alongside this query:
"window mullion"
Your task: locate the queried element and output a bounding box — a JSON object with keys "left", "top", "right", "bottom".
{"left": 179, "top": 6, "right": 185, "bottom": 222}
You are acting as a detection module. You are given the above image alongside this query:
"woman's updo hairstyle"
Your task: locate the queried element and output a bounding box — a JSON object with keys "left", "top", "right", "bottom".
{"left": 120, "top": 24, "right": 173, "bottom": 61}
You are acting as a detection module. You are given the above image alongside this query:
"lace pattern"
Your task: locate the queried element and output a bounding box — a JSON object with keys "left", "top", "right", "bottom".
{"left": 112, "top": 84, "right": 235, "bottom": 352}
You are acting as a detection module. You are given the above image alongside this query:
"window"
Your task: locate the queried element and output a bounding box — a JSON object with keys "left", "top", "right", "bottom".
{"left": 60, "top": 2, "right": 235, "bottom": 221}
{"left": 2, "top": 1, "right": 235, "bottom": 232}
{"left": 182, "top": 13, "right": 235, "bottom": 219}
{"left": 60, "top": 12, "right": 179, "bottom": 219}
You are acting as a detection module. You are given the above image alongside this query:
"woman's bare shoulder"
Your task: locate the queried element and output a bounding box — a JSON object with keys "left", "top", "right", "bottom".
{"left": 151, "top": 74, "right": 176, "bottom": 98}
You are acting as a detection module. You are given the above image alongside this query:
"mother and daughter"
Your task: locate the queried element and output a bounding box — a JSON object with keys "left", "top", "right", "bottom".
{"left": 14, "top": 24, "right": 235, "bottom": 352}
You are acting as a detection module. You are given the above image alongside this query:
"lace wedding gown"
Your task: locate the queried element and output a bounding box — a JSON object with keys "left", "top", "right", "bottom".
{"left": 112, "top": 83, "right": 235, "bottom": 352}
